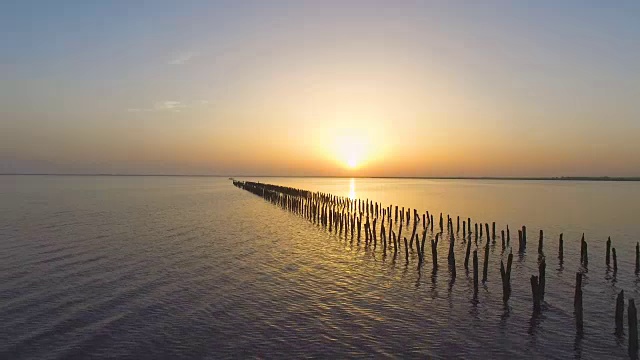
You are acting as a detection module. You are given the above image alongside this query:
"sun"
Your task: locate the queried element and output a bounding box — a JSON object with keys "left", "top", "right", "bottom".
{"left": 335, "top": 134, "right": 367, "bottom": 170}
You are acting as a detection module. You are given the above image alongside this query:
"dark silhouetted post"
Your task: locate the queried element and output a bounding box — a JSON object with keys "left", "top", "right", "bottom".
{"left": 482, "top": 242, "right": 489, "bottom": 282}
{"left": 404, "top": 237, "right": 409, "bottom": 264}
{"left": 613, "top": 248, "right": 618, "bottom": 274}
{"left": 530, "top": 275, "right": 541, "bottom": 313}
{"left": 538, "top": 229, "right": 543, "bottom": 254}
{"left": 431, "top": 234, "right": 440, "bottom": 271}
{"left": 464, "top": 237, "right": 471, "bottom": 270}
{"left": 606, "top": 237, "right": 612, "bottom": 267}
{"left": 473, "top": 250, "right": 479, "bottom": 297}
{"left": 500, "top": 252, "right": 514, "bottom": 303}
{"left": 492, "top": 222, "right": 496, "bottom": 242}
{"left": 559, "top": 233, "right": 564, "bottom": 262}
{"left": 636, "top": 242, "right": 639, "bottom": 274}
{"left": 575, "top": 272, "right": 583, "bottom": 333}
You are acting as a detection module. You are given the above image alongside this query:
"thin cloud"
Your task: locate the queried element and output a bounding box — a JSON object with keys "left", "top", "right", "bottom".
{"left": 168, "top": 51, "right": 198, "bottom": 65}
{"left": 127, "top": 101, "right": 186, "bottom": 113}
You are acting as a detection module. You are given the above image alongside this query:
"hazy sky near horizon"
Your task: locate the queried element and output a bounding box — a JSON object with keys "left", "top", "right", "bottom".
{"left": 2, "top": 1, "right": 639, "bottom": 177}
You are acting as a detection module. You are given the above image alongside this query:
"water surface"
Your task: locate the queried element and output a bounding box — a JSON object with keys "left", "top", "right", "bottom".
{"left": 1, "top": 176, "right": 639, "bottom": 359}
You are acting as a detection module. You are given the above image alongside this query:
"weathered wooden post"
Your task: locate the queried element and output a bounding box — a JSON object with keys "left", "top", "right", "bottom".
{"left": 636, "top": 242, "right": 639, "bottom": 274}
{"left": 613, "top": 247, "right": 618, "bottom": 274}
{"left": 630, "top": 299, "right": 638, "bottom": 357}
{"left": 409, "top": 221, "right": 417, "bottom": 249}
{"left": 480, "top": 223, "right": 483, "bottom": 238}
{"left": 500, "top": 252, "right": 514, "bottom": 303}
{"left": 464, "top": 237, "right": 472, "bottom": 270}
{"left": 606, "top": 237, "right": 612, "bottom": 267}
{"left": 473, "top": 250, "right": 479, "bottom": 297}
{"left": 393, "top": 232, "right": 398, "bottom": 257}
{"left": 448, "top": 231, "right": 456, "bottom": 278}
{"left": 581, "top": 234, "right": 588, "bottom": 267}
{"left": 522, "top": 226, "right": 527, "bottom": 251}
{"left": 615, "top": 290, "right": 624, "bottom": 336}
{"left": 431, "top": 234, "right": 439, "bottom": 271}
{"left": 482, "top": 242, "right": 489, "bottom": 282}
{"left": 501, "top": 230, "right": 505, "bottom": 251}
{"left": 457, "top": 216, "right": 460, "bottom": 233}
{"left": 575, "top": 272, "right": 584, "bottom": 333}
{"left": 559, "top": 233, "right": 564, "bottom": 262}
{"left": 490, "top": 222, "right": 495, "bottom": 242}
{"left": 382, "top": 224, "right": 387, "bottom": 255}
{"left": 530, "top": 275, "right": 541, "bottom": 313}
{"left": 518, "top": 230, "right": 523, "bottom": 253}
{"left": 475, "top": 223, "right": 479, "bottom": 245}
{"left": 404, "top": 237, "right": 409, "bottom": 264}
{"left": 463, "top": 221, "right": 466, "bottom": 239}
{"left": 538, "top": 230, "right": 543, "bottom": 254}
{"left": 416, "top": 232, "right": 423, "bottom": 264}
{"left": 485, "top": 223, "right": 490, "bottom": 243}
{"left": 506, "top": 225, "right": 510, "bottom": 247}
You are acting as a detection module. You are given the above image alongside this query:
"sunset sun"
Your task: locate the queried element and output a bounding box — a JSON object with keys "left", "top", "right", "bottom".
{"left": 335, "top": 134, "right": 368, "bottom": 170}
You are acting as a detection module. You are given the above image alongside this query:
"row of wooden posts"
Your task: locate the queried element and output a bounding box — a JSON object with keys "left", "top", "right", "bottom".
{"left": 233, "top": 180, "right": 640, "bottom": 357}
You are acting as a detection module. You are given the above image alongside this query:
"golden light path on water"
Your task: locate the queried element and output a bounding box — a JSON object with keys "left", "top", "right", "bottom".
{"left": 348, "top": 178, "right": 356, "bottom": 200}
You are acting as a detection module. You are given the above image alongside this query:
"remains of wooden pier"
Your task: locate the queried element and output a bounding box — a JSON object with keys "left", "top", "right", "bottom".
{"left": 232, "top": 180, "right": 640, "bottom": 358}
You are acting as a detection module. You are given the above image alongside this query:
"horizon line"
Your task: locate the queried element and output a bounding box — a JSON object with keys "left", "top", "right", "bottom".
{"left": 2, "top": 173, "right": 640, "bottom": 181}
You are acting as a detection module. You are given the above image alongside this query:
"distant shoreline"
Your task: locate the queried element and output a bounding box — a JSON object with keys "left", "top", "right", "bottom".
{"left": 2, "top": 174, "right": 639, "bottom": 181}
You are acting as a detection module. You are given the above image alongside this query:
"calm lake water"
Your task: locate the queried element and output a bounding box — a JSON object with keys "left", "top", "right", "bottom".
{"left": 1, "top": 175, "right": 640, "bottom": 359}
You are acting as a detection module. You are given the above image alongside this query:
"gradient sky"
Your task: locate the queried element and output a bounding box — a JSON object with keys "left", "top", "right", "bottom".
{"left": 2, "top": 1, "right": 639, "bottom": 177}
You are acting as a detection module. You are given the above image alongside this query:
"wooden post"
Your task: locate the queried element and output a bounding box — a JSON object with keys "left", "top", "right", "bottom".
{"left": 473, "top": 250, "right": 479, "bottom": 297}
{"left": 559, "top": 233, "right": 564, "bottom": 262}
{"left": 615, "top": 290, "right": 624, "bottom": 336}
{"left": 518, "top": 230, "right": 523, "bottom": 253}
{"left": 630, "top": 299, "right": 638, "bottom": 357}
{"left": 500, "top": 252, "right": 513, "bottom": 303}
{"left": 485, "top": 223, "right": 490, "bottom": 243}
{"left": 613, "top": 248, "right": 618, "bottom": 273}
{"left": 393, "top": 232, "right": 398, "bottom": 257}
{"left": 404, "top": 237, "right": 409, "bottom": 264}
{"left": 463, "top": 221, "right": 466, "bottom": 239}
{"left": 606, "top": 237, "right": 612, "bottom": 267}
{"left": 530, "top": 275, "right": 541, "bottom": 313}
{"left": 448, "top": 231, "right": 456, "bottom": 278}
{"left": 431, "top": 234, "right": 439, "bottom": 271}
{"left": 506, "top": 225, "right": 510, "bottom": 247}
{"left": 482, "top": 242, "right": 489, "bottom": 282}
{"left": 475, "top": 223, "right": 478, "bottom": 245}
{"left": 409, "top": 221, "right": 417, "bottom": 249}
{"left": 492, "top": 222, "right": 496, "bottom": 242}
{"left": 457, "top": 216, "right": 460, "bottom": 233}
{"left": 464, "top": 237, "right": 471, "bottom": 270}
{"left": 636, "top": 242, "right": 639, "bottom": 274}
{"left": 416, "top": 232, "right": 423, "bottom": 264}
{"left": 575, "top": 272, "right": 583, "bottom": 333}
{"left": 538, "top": 229, "right": 543, "bottom": 254}
{"left": 522, "top": 226, "right": 527, "bottom": 251}
{"left": 501, "top": 230, "right": 505, "bottom": 251}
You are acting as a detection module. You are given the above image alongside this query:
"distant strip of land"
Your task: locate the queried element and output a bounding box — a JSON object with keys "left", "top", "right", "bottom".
{"left": 2, "top": 174, "right": 639, "bottom": 181}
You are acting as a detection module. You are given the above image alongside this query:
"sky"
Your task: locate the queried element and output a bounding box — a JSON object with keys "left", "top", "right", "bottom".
{"left": 1, "top": 0, "right": 639, "bottom": 177}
